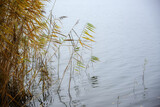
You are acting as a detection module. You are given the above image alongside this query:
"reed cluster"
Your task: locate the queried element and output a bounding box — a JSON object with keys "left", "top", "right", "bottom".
{"left": 0, "top": 0, "right": 98, "bottom": 106}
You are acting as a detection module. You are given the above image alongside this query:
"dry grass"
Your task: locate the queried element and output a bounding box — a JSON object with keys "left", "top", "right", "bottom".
{"left": 0, "top": 0, "right": 98, "bottom": 106}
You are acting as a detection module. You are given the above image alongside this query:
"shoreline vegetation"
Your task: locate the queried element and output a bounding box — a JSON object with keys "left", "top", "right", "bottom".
{"left": 0, "top": 0, "right": 99, "bottom": 106}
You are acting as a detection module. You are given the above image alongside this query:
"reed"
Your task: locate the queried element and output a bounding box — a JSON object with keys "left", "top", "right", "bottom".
{"left": 0, "top": 0, "right": 98, "bottom": 106}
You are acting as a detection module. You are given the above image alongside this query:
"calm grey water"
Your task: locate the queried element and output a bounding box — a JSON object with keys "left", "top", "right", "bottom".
{"left": 45, "top": 0, "right": 160, "bottom": 107}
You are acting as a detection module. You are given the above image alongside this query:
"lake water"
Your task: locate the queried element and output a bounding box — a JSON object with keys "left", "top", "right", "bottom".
{"left": 43, "top": 0, "right": 160, "bottom": 107}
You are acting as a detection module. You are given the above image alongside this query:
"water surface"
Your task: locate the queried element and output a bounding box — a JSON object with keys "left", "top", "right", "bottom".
{"left": 44, "top": 0, "right": 160, "bottom": 107}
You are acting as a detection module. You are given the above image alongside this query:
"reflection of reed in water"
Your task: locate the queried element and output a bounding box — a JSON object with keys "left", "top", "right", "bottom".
{"left": 74, "top": 86, "right": 80, "bottom": 97}
{"left": 115, "top": 59, "right": 149, "bottom": 107}
{"left": 90, "top": 76, "right": 99, "bottom": 88}
{"left": 57, "top": 91, "right": 68, "bottom": 107}
{"left": 142, "top": 59, "right": 147, "bottom": 90}
{"left": 142, "top": 59, "right": 148, "bottom": 99}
